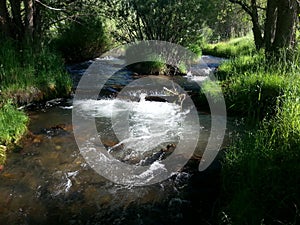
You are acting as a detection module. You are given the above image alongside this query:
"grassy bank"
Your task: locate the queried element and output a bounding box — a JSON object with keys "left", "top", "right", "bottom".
{"left": 0, "top": 39, "right": 72, "bottom": 164}
{"left": 205, "top": 37, "right": 300, "bottom": 224}
{"left": 0, "top": 39, "right": 72, "bottom": 104}
{"left": 202, "top": 35, "right": 255, "bottom": 58}
{"left": 221, "top": 80, "right": 300, "bottom": 224}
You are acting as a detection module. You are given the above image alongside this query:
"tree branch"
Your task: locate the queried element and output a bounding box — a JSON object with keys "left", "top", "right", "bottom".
{"left": 228, "top": 0, "right": 252, "bottom": 15}
{"left": 35, "top": 0, "right": 65, "bottom": 11}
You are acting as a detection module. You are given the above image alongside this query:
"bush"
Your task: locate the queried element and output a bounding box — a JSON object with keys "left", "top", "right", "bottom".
{"left": 54, "top": 16, "right": 109, "bottom": 63}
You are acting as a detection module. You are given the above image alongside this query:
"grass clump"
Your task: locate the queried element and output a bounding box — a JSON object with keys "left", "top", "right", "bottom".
{"left": 0, "top": 101, "right": 28, "bottom": 145}
{"left": 0, "top": 101, "right": 28, "bottom": 164}
{"left": 203, "top": 35, "right": 255, "bottom": 58}
{"left": 213, "top": 50, "right": 298, "bottom": 120}
{"left": 224, "top": 71, "right": 286, "bottom": 120}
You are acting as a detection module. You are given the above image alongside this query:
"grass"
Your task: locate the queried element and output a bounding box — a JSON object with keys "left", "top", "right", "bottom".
{"left": 0, "top": 101, "right": 28, "bottom": 145}
{"left": 0, "top": 39, "right": 72, "bottom": 104}
{"left": 202, "top": 35, "right": 255, "bottom": 58}
{"left": 205, "top": 43, "right": 299, "bottom": 120}
{"left": 210, "top": 36, "right": 300, "bottom": 224}
{"left": 221, "top": 82, "right": 300, "bottom": 225}
{"left": 0, "top": 38, "right": 72, "bottom": 164}
{"left": 0, "top": 101, "right": 28, "bottom": 165}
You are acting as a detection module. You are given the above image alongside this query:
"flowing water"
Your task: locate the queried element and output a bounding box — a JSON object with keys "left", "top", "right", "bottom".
{"left": 0, "top": 55, "right": 239, "bottom": 225}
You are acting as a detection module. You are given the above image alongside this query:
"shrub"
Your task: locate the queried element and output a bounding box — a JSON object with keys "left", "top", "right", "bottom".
{"left": 54, "top": 16, "right": 109, "bottom": 63}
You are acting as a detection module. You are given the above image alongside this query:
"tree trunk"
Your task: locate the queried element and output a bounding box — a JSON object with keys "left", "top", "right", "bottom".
{"left": 250, "top": 0, "right": 264, "bottom": 50}
{"left": 264, "top": 0, "right": 278, "bottom": 53}
{"left": 24, "top": 0, "right": 34, "bottom": 41}
{"left": 9, "top": 0, "right": 24, "bottom": 40}
{"left": 0, "top": 0, "right": 11, "bottom": 38}
{"left": 251, "top": 16, "right": 264, "bottom": 50}
{"left": 270, "top": 0, "right": 299, "bottom": 56}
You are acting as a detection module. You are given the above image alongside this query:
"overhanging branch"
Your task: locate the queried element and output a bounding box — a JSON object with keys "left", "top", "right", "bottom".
{"left": 35, "top": 0, "right": 65, "bottom": 11}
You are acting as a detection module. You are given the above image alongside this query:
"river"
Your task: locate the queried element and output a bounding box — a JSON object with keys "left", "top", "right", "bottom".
{"left": 0, "top": 55, "right": 239, "bottom": 225}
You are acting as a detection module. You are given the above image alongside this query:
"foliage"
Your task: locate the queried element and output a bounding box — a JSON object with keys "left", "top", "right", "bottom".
{"left": 0, "top": 101, "right": 28, "bottom": 149}
{"left": 53, "top": 16, "right": 110, "bottom": 62}
{"left": 211, "top": 0, "right": 252, "bottom": 40}
{"left": 228, "top": 0, "right": 299, "bottom": 58}
{"left": 103, "top": 0, "right": 210, "bottom": 45}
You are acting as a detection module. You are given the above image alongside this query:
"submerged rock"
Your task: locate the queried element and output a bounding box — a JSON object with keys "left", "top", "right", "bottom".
{"left": 39, "top": 124, "right": 72, "bottom": 138}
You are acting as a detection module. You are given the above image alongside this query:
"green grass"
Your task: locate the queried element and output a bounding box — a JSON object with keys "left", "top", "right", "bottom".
{"left": 202, "top": 35, "right": 255, "bottom": 58}
{"left": 215, "top": 37, "right": 300, "bottom": 224}
{"left": 221, "top": 82, "right": 300, "bottom": 224}
{"left": 0, "top": 101, "right": 28, "bottom": 164}
{"left": 0, "top": 39, "right": 72, "bottom": 104}
{"left": 210, "top": 48, "right": 300, "bottom": 120}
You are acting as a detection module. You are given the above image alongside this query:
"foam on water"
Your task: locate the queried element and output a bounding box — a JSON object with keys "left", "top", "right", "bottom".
{"left": 74, "top": 94, "right": 189, "bottom": 156}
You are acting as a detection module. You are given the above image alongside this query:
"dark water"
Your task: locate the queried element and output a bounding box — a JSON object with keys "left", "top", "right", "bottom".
{"left": 0, "top": 55, "right": 239, "bottom": 225}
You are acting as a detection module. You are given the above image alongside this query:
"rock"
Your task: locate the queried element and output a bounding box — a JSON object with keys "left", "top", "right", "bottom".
{"left": 55, "top": 145, "right": 62, "bottom": 151}
{"left": 40, "top": 124, "right": 71, "bottom": 137}
{"left": 145, "top": 96, "right": 168, "bottom": 102}
{"left": 33, "top": 135, "right": 43, "bottom": 143}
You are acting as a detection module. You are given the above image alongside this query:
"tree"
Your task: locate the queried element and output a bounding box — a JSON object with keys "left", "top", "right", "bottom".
{"left": 228, "top": 0, "right": 300, "bottom": 58}
{"left": 265, "top": 0, "right": 299, "bottom": 56}
{"left": 0, "top": 0, "right": 105, "bottom": 42}
{"left": 102, "top": 0, "right": 207, "bottom": 46}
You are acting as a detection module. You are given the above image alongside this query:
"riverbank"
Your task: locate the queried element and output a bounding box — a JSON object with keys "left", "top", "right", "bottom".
{"left": 0, "top": 39, "right": 72, "bottom": 165}
{"left": 205, "top": 37, "right": 300, "bottom": 224}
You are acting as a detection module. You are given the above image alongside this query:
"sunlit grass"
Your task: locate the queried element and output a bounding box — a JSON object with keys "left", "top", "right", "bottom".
{"left": 202, "top": 35, "right": 255, "bottom": 58}
{"left": 221, "top": 82, "right": 300, "bottom": 224}
{"left": 0, "top": 101, "right": 28, "bottom": 145}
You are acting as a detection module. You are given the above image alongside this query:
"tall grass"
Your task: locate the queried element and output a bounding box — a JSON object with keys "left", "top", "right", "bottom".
{"left": 0, "top": 101, "right": 28, "bottom": 145}
{"left": 217, "top": 36, "right": 300, "bottom": 224}
{"left": 0, "top": 101, "right": 28, "bottom": 164}
{"left": 212, "top": 49, "right": 300, "bottom": 120}
{"left": 0, "top": 39, "right": 72, "bottom": 104}
{"left": 221, "top": 80, "right": 300, "bottom": 224}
